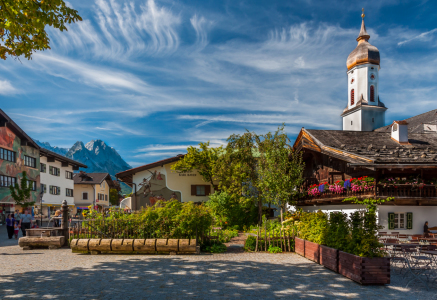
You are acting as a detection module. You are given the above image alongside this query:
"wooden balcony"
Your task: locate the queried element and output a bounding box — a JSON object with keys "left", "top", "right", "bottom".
{"left": 297, "top": 184, "right": 437, "bottom": 205}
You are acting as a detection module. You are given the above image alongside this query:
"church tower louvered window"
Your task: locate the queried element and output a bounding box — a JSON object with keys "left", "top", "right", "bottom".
{"left": 351, "top": 89, "right": 355, "bottom": 105}
{"left": 370, "top": 85, "right": 375, "bottom": 102}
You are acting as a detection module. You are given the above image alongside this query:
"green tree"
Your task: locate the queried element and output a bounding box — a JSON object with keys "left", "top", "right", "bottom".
{"left": 214, "top": 131, "right": 262, "bottom": 222}
{"left": 171, "top": 141, "right": 220, "bottom": 188}
{"left": 9, "top": 171, "right": 34, "bottom": 208}
{"left": 109, "top": 188, "right": 120, "bottom": 206}
{"left": 0, "top": 0, "right": 82, "bottom": 60}
{"left": 257, "top": 126, "right": 305, "bottom": 224}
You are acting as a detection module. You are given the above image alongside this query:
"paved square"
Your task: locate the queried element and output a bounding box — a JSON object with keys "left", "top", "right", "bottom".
{"left": 0, "top": 227, "right": 436, "bottom": 299}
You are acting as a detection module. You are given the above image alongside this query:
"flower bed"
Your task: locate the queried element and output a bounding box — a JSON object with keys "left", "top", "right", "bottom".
{"left": 320, "top": 245, "right": 338, "bottom": 273}
{"left": 295, "top": 237, "right": 305, "bottom": 256}
{"left": 338, "top": 251, "right": 390, "bottom": 285}
{"left": 304, "top": 240, "right": 320, "bottom": 263}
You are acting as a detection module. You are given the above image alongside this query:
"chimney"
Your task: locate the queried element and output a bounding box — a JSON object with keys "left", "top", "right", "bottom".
{"left": 391, "top": 121, "right": 409, "bottom": 144}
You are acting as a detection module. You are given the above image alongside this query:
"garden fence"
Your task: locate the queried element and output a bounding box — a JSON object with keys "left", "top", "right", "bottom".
{"left": 254, "top": 222, "right": 295, "bottom": 252}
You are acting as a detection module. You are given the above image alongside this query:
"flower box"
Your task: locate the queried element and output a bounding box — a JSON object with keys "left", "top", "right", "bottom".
{"left": 338, "top": 251, "right": 390, "bottom": 285}
{"left": 320, "top": 245, "right": 338, "bottom": 273}
{"left": 304, "top": 240, "right": 320, "bottom": 263}
{"left": 295, "top": 237, "right": 305, "bottom": 256}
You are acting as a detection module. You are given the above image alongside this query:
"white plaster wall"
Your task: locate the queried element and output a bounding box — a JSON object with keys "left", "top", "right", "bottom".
{"left": 40, "top": 156, "right": 75, "bottom": 206}
{"left": 342, "top": 110, "right": 362, "bottom": 131}
{"left": 361, "top": 107, "right": 385, "bottom": 131}
{"left": 348, "top": 64, "right": 379, "bottom": 106}
{"left": 299, "top": 205, "right": 437, "bottom": 235}
{"left": 392, "top": 124, "right": 408, "bottom": 143}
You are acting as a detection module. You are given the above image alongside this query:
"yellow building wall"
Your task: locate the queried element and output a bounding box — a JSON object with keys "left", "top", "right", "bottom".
{"left": 73, "top": 180, "right": 111, "bottom": 212}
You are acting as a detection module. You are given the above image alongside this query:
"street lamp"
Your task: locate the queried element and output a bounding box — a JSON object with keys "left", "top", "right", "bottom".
{"left": 39, "top": 190, "right": 44, "bottom": 227}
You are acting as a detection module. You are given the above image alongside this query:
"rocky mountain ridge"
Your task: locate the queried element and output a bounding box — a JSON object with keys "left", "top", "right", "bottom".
{"left": 35, "top": 139, "right": 132, "bottom": 176}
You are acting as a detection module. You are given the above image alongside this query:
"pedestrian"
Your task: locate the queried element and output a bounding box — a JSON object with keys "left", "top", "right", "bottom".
{"left": 424, "top": 221, "right": 431, "bottom": 238}
{"left": 19, "top": 209, "right": 33, "bottom": 237}
{"left": 14, "top": 210, "right": 21, "bottom": 221}
{"left": 5, "top": 214, "right": 15, "bottom": 239}
{"left": 54, "top": 210, "right": 61, "bottom": 227}
{"left": 14, "top": 221, "right": 20, "bottom": 239}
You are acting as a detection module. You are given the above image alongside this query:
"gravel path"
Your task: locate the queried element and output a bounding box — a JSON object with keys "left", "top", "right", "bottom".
{"left": 1, "top": 226, "right": 436, "bottom": 299}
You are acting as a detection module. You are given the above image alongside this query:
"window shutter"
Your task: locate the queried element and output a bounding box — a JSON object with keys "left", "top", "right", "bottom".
{"left": 191, "top": 185, "right": 196, "bottom": 196}
{"left": 388, "top": 212, "right": 395, "bottom": 230}
{"left": 49, "top": 166, "right": 53, "bottom": 175}
{"left": 406, "top": 212, "right": 413, "bottom": 229}
{"left": 49, "top": 186, "right": 53, "bottom": 194}
{"left": 205, "top": 185, "right": 211, "bottom": 195}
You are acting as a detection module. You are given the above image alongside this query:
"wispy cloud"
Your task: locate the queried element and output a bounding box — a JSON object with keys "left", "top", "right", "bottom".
{"left": 398, "top": 28, "right": 437, "bottom": 46}
{"left": 0, "top": 80, "right": 17, "bottom": 95}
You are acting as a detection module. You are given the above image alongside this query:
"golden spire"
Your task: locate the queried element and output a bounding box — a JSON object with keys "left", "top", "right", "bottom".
{"left": 361, "top": 8, "right": 365, "bottom": 19}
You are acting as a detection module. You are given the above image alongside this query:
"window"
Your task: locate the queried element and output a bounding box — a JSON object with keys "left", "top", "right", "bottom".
{"left": 24, "top": 155, "right": 36, "bottom": 168}
{"left": 351, "top": 89, "right": 354, "bottom": 105}
{"left": 0, "top": 148, "right": 15, "bottom": 162}
{"left": 40, "top": 163, "right": 46, "bottom": 173}
{"left": 41, "top": 183, "right": 47, "bottom": 194}
{"left": 27, "top": 180, "right": 37, "bottom": 191}
{"left": 102, "top": 181, "right": 106, "bottom": 188}
{"left": 351, "top": 121, "right": 353, "bottom": 125}
{"left": 105, "top": 194, "right": 108, "bottom": 201}
{"left": 65, "top": 171, "right": 73, "bottom": 180}
{"left": 49, "top": 185, "right": 61, "bottom": 195}
{"left": 49, "top": 166, "right": 60, "bottom": 176}
{"left": 372, "top": 118, "right": 374, "bottom": 123}
{"left": 370, "top": 85, "right": 375, "bottom": 102}
{"left": 191, "top": 185, "right": 211, "bottom": 196}
{"left": 66, "top": 188, "right": 74, "bottom": 197}
{"left": 0, "top": 175, "right": 16, "bottom": 187}
{"left": 388, "top": 212, "right": 413, "bottom": 230}
{"left": 82, "top": 192, "right": 88, "bottom": 200}
{"left": 97, "top": 193, "right": 105, "bottom": 201}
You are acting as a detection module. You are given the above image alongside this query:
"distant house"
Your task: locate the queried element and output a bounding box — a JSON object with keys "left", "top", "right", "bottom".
{"left": 116, "top": 155, "right": 217, "bottom": 210}
{"left": 73, "top": 172, "right": 115, "bottom": 214}
{"left": 39, "top": 148, "right": 87, "bottom": 217}
{"left": 0, "top": 109, "right": 40, "bottom": 215}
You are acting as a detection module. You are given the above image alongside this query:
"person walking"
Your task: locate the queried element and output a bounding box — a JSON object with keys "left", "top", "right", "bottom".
{"left": 14, "top": 221, "right": 20, "bottom": 239}
{"left": 5, "top": 214, "right": 15, "bottom": 239}
{"left": 14, "top": 210, "right": 21, "bottom": 222}
{"left": 424, "top": 221, "right": 431, "bottom": 238}
{"left": 19, "top": 210, "right": 33, "bottom": 237}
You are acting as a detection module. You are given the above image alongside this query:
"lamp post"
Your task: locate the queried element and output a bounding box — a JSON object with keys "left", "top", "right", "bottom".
{"left": 39, "top": 190, "right": 44, "bottom": 227}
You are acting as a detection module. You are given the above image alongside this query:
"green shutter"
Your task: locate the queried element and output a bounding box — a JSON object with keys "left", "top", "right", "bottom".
{"left": 388, "top": 212, "right": 395, "bottom": 230}
{"left": 49, "top": 185, "right": 53, "bottom": 194}
{"left": 406, "top": 212, "right": 413, "bottom": 229}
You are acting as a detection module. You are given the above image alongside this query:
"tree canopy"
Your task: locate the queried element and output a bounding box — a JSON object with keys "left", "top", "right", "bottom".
{"left": 0, "top": 0, "right": 82, "bottom": 60}
{"left": 9, "top": 171, "right": 34, "bottom": 208}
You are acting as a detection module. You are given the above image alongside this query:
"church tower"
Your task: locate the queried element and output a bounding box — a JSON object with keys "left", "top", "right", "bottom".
{"left": 341, "top": 9, "right": 387, "bottom": 131}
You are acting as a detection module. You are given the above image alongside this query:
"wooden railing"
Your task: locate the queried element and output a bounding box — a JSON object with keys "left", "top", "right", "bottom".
{"left": 298, "top": 184, "right": 437, "bottom": 203}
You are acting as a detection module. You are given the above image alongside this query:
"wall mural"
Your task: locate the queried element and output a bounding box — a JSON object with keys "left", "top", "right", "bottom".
{"left": 0, "top": 127, "right": 40, "bottom": 205}
{"left": 135, "top": 170, "right": 181, "bottom": 208}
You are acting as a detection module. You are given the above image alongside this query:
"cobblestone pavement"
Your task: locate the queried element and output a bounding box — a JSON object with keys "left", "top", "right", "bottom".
{"left": 1, "top": 227, "right": 436, "bottom": 299}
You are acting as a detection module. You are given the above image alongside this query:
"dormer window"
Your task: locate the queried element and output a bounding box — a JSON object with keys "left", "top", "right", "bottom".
{"left": 370, "top": 85, "right": 375, "bottom": 102}
{"left": 351, "top": 89, "right": 355, "bottom": 105}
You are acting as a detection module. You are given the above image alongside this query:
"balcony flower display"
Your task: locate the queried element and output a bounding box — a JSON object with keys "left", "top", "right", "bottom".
{"left": 378, "top": 177, "right": 425, "bottom": 188}
{"left": 307, "top": 177, "right": 375, "bottom": 197}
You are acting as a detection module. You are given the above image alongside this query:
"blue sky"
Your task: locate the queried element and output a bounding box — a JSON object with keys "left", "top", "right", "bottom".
{"left": 1, "top": 0, "right": 437, "bottom": 167}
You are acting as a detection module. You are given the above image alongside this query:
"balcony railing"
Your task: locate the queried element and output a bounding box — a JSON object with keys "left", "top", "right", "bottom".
{"left": 297, "top": 184, "right": 437, "bottom": 204}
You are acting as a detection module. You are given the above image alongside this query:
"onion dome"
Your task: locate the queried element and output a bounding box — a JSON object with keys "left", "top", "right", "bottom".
{"left": 346, "top": 10, "right": 380, "bottom": 70}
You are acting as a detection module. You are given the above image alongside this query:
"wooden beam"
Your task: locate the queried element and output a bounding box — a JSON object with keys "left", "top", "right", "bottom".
{"left": 61, "top": 162, "right": 69, "bottom": 167}
{"left": 72, "top": 166, "right": 80, "bottom": 171}
{"left": 47, "top": 156, "right": 55, "bottom": 163}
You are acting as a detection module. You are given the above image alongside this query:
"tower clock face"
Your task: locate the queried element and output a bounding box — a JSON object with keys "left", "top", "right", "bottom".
{"left": 370, "top": 74, "right": 375, "bottom": 80}
{"left": 351, "top": 78, "right": 354, "bottom": 84}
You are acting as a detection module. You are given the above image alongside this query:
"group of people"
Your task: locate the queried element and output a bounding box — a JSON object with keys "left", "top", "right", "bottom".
{"left": 5, "top": 209, "right": 37, "bottom": 239}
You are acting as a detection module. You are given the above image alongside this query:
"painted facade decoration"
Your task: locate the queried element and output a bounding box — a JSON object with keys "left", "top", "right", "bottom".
{"left": 135, "top": 171, "right": 181, "bottom": 207}
{"left": 0, "top": 126, "right": 40, "bottom": 205}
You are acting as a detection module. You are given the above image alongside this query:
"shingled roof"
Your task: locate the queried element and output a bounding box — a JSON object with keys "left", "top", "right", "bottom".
{"left": 295, "top": 128, "right": 437, "bottom": 166}
{"left": 375, "top": 109, "right": 437, "bottom": 134}
{"left": 73, "top": 172, "right": 114, "bottom": 187}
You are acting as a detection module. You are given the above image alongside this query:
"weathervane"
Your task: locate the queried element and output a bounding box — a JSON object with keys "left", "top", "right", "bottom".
{"left": 361, "top": 8, "right": 365, "bottom": 19}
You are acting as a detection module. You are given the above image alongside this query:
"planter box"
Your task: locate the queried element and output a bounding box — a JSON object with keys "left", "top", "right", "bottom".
{"left": 295, "top": 237, "right": 305, "bottom": 256}
{"left": 304, "top": 240, "right": 320, "bottom": 263}
{"left": 320, "top": 245, "right": 338, "bottom": 272}
{"left": 338, "top": 251, "right": 390, "bottom": 285}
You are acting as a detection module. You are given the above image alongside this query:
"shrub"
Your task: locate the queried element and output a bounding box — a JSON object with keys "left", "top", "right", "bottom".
{"left": 206, "top": 192, "right": 258, "bottom": 229}
{"left": 325, "top": 212, "right": 350, "bottom": 251}
{"left": 268, "top": 246, "right": 282, "bottom": 253}
{"left": 244, "top": 235, "right": 257, "bottom": 251}
{"left": 201, "top": 241, "right": 227, "bottom": 253}
{"left": 297, "top": 210, "right": 327, "bottom": 244}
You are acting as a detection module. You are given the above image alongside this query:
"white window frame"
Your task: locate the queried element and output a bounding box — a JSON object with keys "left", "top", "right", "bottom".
{"left": 394, "top": 212, "right": 406, "bottom": 230}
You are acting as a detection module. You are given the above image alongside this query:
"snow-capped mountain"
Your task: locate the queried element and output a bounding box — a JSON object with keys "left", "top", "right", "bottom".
{"left": 35, "top": 139, "right": 131, "bottom": 175}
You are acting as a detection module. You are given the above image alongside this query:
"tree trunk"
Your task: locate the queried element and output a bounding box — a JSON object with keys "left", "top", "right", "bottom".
{"left": 258, "top": 199, "right": 263, "bottom": 225}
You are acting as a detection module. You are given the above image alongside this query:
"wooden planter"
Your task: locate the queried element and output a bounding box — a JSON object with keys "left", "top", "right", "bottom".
{"left": 320, "top": 245, "right": 338, "bottom": 272}
{"left": 295, "top": 237, "right": 305, "bottom": 256}
{"left": 338, "top": 251, "right": 390, "bottom": 285}
{"left": 304, "top": 240, "right": 320, "bottom": 263}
